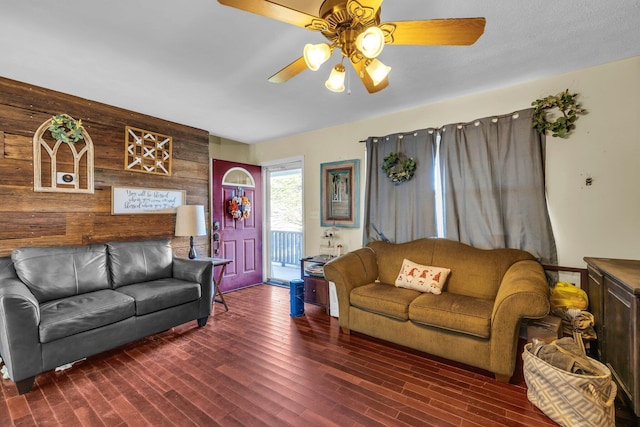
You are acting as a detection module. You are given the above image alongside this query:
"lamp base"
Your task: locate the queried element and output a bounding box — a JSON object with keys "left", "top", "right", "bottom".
{"left": 188, "top": 236, "right": 197, "bottom": 259}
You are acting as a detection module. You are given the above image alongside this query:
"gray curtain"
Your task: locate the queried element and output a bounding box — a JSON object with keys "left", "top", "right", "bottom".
{"left": 439, "top": 108, "right": 557, "bottom": 264}
{"left": 364, "top": 129, "right": 437, "bottom": 244}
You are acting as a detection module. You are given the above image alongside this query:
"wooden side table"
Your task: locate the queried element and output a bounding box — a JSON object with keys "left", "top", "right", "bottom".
{"left": 300, "top": 255, "right": 332, "bottom": 312}
{"left": 200, "top": 257, "right": 233, "bottom": 311}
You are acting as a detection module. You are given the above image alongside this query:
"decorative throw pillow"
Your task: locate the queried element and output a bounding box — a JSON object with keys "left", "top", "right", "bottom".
{"left": 394, "top": 258, "right": 451, "bottom": 294}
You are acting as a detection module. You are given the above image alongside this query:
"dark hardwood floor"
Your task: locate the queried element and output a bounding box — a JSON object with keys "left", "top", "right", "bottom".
{"left": 1, "top": 284, "right": 635, "bottom": 426}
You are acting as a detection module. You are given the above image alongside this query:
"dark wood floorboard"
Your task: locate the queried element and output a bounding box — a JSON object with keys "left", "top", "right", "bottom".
{"left": 1, "top": 284, "right": 636, "bottom": 426}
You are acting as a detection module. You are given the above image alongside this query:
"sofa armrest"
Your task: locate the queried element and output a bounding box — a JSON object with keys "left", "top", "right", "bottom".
{"left": 323, "top": 247, "right": 378, "bottom": 329}
{"left": 0, "top": 258, "right": 42, "bottom": 383}
{"left": 173, "top": 257, "right": 213, "bottom": 318}
{"left": 489, "top": 259, "right": 550, "bottom": 377}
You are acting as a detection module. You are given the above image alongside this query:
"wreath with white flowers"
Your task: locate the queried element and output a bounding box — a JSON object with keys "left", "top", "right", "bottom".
{"left": 228, "top": 190, "right": 251, "bottom": 220}
{"left": 382, "top": 152, "right": 416, "bottom": 184}
{"left": 48, "top": 114, "right": 85, "bottom": 143}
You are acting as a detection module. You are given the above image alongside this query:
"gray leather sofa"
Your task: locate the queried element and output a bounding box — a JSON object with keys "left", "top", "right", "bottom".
{"left": 0, "top": 239, "right": 213, "bottom": 394}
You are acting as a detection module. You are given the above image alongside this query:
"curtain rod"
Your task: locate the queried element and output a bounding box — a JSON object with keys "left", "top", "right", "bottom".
{"left": 357, "top": 109, "right": 527, "bottom": 143}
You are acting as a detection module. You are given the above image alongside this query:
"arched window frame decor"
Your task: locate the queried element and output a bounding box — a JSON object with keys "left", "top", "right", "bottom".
{"left": 33, "top": 115, "right": 94, "bottom": 194}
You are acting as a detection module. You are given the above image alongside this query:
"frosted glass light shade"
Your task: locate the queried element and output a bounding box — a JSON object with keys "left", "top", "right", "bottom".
{"left": 303, "top": 43, "right": 331, "bottom": 71}
{"left": 356, "top": 26, "right": 385, "bottom": 58}
{"left": 175, "top": 205, "right": 207, "bottom": 237}
{"left": 366, "top": 58, "right": 391, "bottom": 86}
{"left": 325, "top": 64, "right": 346, "bottom": 92}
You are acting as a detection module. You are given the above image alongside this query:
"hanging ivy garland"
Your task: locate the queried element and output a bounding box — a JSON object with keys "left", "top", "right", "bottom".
{"left": 531, "top": 89, "right": 585, "bottom": 138}
{"left": 382, "top": 152, "right": 416, "bottom": 184}
{"left": 48, "top": 114, "right": 85, "bottom": 143}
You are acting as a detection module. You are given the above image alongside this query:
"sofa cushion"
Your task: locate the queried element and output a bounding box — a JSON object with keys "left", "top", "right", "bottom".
{"left": 431, "top": 239, "right": 534, "bottom": 300}
{"left": 12, "top": 244, "right": 111, "bottom": 303}
{"left": 351, "top": 283, "right": 420, "bottom": 321}
{"left": 116, "top": 278, "right": 201, "bottom": 316}
{"left": 395, "top": 259, "right": 450, "bottom": 294}
{"left": 39, "top": 289, "right": 135, "bottom": 343}
{"left": 408, "top": 292, "right": 494, "bottom": 339}
{"left": 369, "top": 239, "right": 436, "bottom": 286}
{"left": 107, "top": 239, "right": 173, "bottom": 288}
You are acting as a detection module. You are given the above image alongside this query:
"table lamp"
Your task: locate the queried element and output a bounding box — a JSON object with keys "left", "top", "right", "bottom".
{"left": 175, "top": 204, "right": 207, "bottom": 259}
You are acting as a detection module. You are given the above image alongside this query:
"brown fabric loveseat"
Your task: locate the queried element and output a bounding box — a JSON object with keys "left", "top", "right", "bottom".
{"left": 323, "top": 238, "right": 550, "bottom": 382}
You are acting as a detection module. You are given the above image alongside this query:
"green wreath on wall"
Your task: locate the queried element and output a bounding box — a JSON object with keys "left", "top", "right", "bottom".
{"left": 48, "top": 114, "right": 85, "bottom": 143}
{"left": 531, "top": 89, "right": 585, "bottom": 138}
{"left": 382, "top": 152, "right": 416, "bottom": 184}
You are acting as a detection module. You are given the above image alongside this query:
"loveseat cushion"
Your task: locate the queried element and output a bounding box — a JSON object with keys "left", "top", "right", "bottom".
{"left": 107, "top": 239, "right": 173, "bottom": 288}
{"left": 116, "top": 278, "right": 201, "bottom": 316}
{"left": 408, "top": 292, "right": 494, "bottom": 339}
{"left": 12, "top": 244, "right": 111, "bottom": 303}
{"left": 351, "top": 283, "right": 420, "bottom": 321}
{"left": 370, "top": 239, "right": 437, "bottom": 286}
{"left": 39, "top": 289, "right": 135, "bottom": 343}
{"left": 430, "top": 239, "right": 534, "bottom": 300}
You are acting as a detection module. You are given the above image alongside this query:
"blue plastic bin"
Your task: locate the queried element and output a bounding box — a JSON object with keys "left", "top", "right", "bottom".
{"left": 289, "top": 279, "right": 305, "bottom": 317}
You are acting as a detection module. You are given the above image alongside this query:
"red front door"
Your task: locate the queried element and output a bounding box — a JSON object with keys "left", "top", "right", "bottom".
{"left": 211, "top": 159, "right": 263, "bottom": 291}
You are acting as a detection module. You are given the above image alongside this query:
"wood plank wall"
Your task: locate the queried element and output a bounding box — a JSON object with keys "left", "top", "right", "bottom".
{"left": 0, "top": 77, "right": 210, "bottom": 258}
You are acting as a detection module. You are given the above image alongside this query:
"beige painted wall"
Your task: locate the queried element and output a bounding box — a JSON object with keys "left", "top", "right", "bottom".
{"left": 245, "top": 56, "right": 640, "bottom": 268}
{"left": 209, "top": 135, "right": 256, "bottom": 163}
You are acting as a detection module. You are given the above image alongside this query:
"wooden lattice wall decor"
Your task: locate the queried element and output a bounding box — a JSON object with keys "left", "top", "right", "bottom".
{"left": 33, "top": 115, "right": 95, "bottom": 193}
{"left": 125, "top": 126, "right": 172, "bottom": 176}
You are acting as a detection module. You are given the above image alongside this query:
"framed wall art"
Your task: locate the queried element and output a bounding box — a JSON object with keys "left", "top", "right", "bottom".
{"left": 111, "top": 186, "right": 185, "bottom": 214}
{"left": 320, "top": 159, "right": 360, "bottom": 228}
{"left": 124, "top": 126, "right": 172, "bottom": 176}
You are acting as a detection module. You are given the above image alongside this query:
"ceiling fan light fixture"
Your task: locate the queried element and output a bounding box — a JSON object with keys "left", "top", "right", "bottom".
{"left": 356, "top": 26, "right": 385, "bottom": 58}
{"left": 303, "top": 43, "right": 331, "bottom": 71}
{"left": 325, "top": 63, "right": 346, "bottom": 92}
{"left": 366, "top": 58, "right": 391, "bottom": 86}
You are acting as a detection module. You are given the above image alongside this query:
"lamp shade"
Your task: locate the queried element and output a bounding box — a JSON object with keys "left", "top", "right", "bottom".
{"left": 356, "top": 26, "right": 385, "bottom": 59}
{"left": 325, "top": 63, "right": 346, "bottom": 92}
{"left": 303, "top": 43, "right": 331, "bottom": 71}
{"left": 175, "top": 205, "right": 207, "bottom": 237}
{"left": 365, "top": 58, "right": 391, "bottom": 86}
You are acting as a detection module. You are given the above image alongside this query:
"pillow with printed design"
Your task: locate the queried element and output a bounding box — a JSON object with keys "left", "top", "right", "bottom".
{"left": 395, "top": 258, "right": 451, "bottom": 294}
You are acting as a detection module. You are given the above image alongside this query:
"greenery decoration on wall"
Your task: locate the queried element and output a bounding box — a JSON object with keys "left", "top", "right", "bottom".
{"left": 48, "top": 114, "right": 85, "bottom": 143}
{"left": 382, "top": 152, "right": 416, "bottom": 184}
{"left": 531, "top": 89, "right": 585, "bottom": 138}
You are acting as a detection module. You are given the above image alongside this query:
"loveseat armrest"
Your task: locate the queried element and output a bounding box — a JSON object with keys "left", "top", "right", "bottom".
{"left": 0, "top": 257, "right": 42, "bottom": 385}
{"left": 172, "top": 257, "right": 213, "bottom": 319}
{"left": 489, "top": 259, "right": 550, "bottom": 377}
{"left": 323, "top": 247, "right": 378, "bottom": 329}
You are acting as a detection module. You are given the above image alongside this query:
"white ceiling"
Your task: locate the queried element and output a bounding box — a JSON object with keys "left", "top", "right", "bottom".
{"left": 2, "top": 1, "right": 639, "bottom": 144}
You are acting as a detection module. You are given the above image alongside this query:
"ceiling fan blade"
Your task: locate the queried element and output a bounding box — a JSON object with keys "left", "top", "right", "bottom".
{"left": 350, "top": 57, "right": 389, "bottom": 94}
{"left": 268, "top": 56, "right": 308, "bottom": 83}
{"left": 218, "top": 0, "right": 329, "bottom": 31}
{"left": 381, "top": 18, "right": 486, "bottom": 46}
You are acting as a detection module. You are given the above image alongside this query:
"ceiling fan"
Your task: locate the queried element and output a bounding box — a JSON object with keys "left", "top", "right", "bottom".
{"left": 217, "top": 0, "right": 485, "bottom": 93}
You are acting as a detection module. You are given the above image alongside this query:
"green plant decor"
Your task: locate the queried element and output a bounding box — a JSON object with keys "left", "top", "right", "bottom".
{"left": 532, "top": 89, "right": 585, "bottom": 138}
{"left": 48, "top": 114, "right": 84, "bottom": 143}
{"left": 382, "top": 152, "right": 416, "bottom": 184}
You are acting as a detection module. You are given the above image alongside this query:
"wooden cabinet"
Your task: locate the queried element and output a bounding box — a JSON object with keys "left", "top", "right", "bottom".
{"left": 301, "top": 255, "right": 331, "bottom": 312}
{"left": 584, "top": 257, "right": 640, "bottom": 417}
